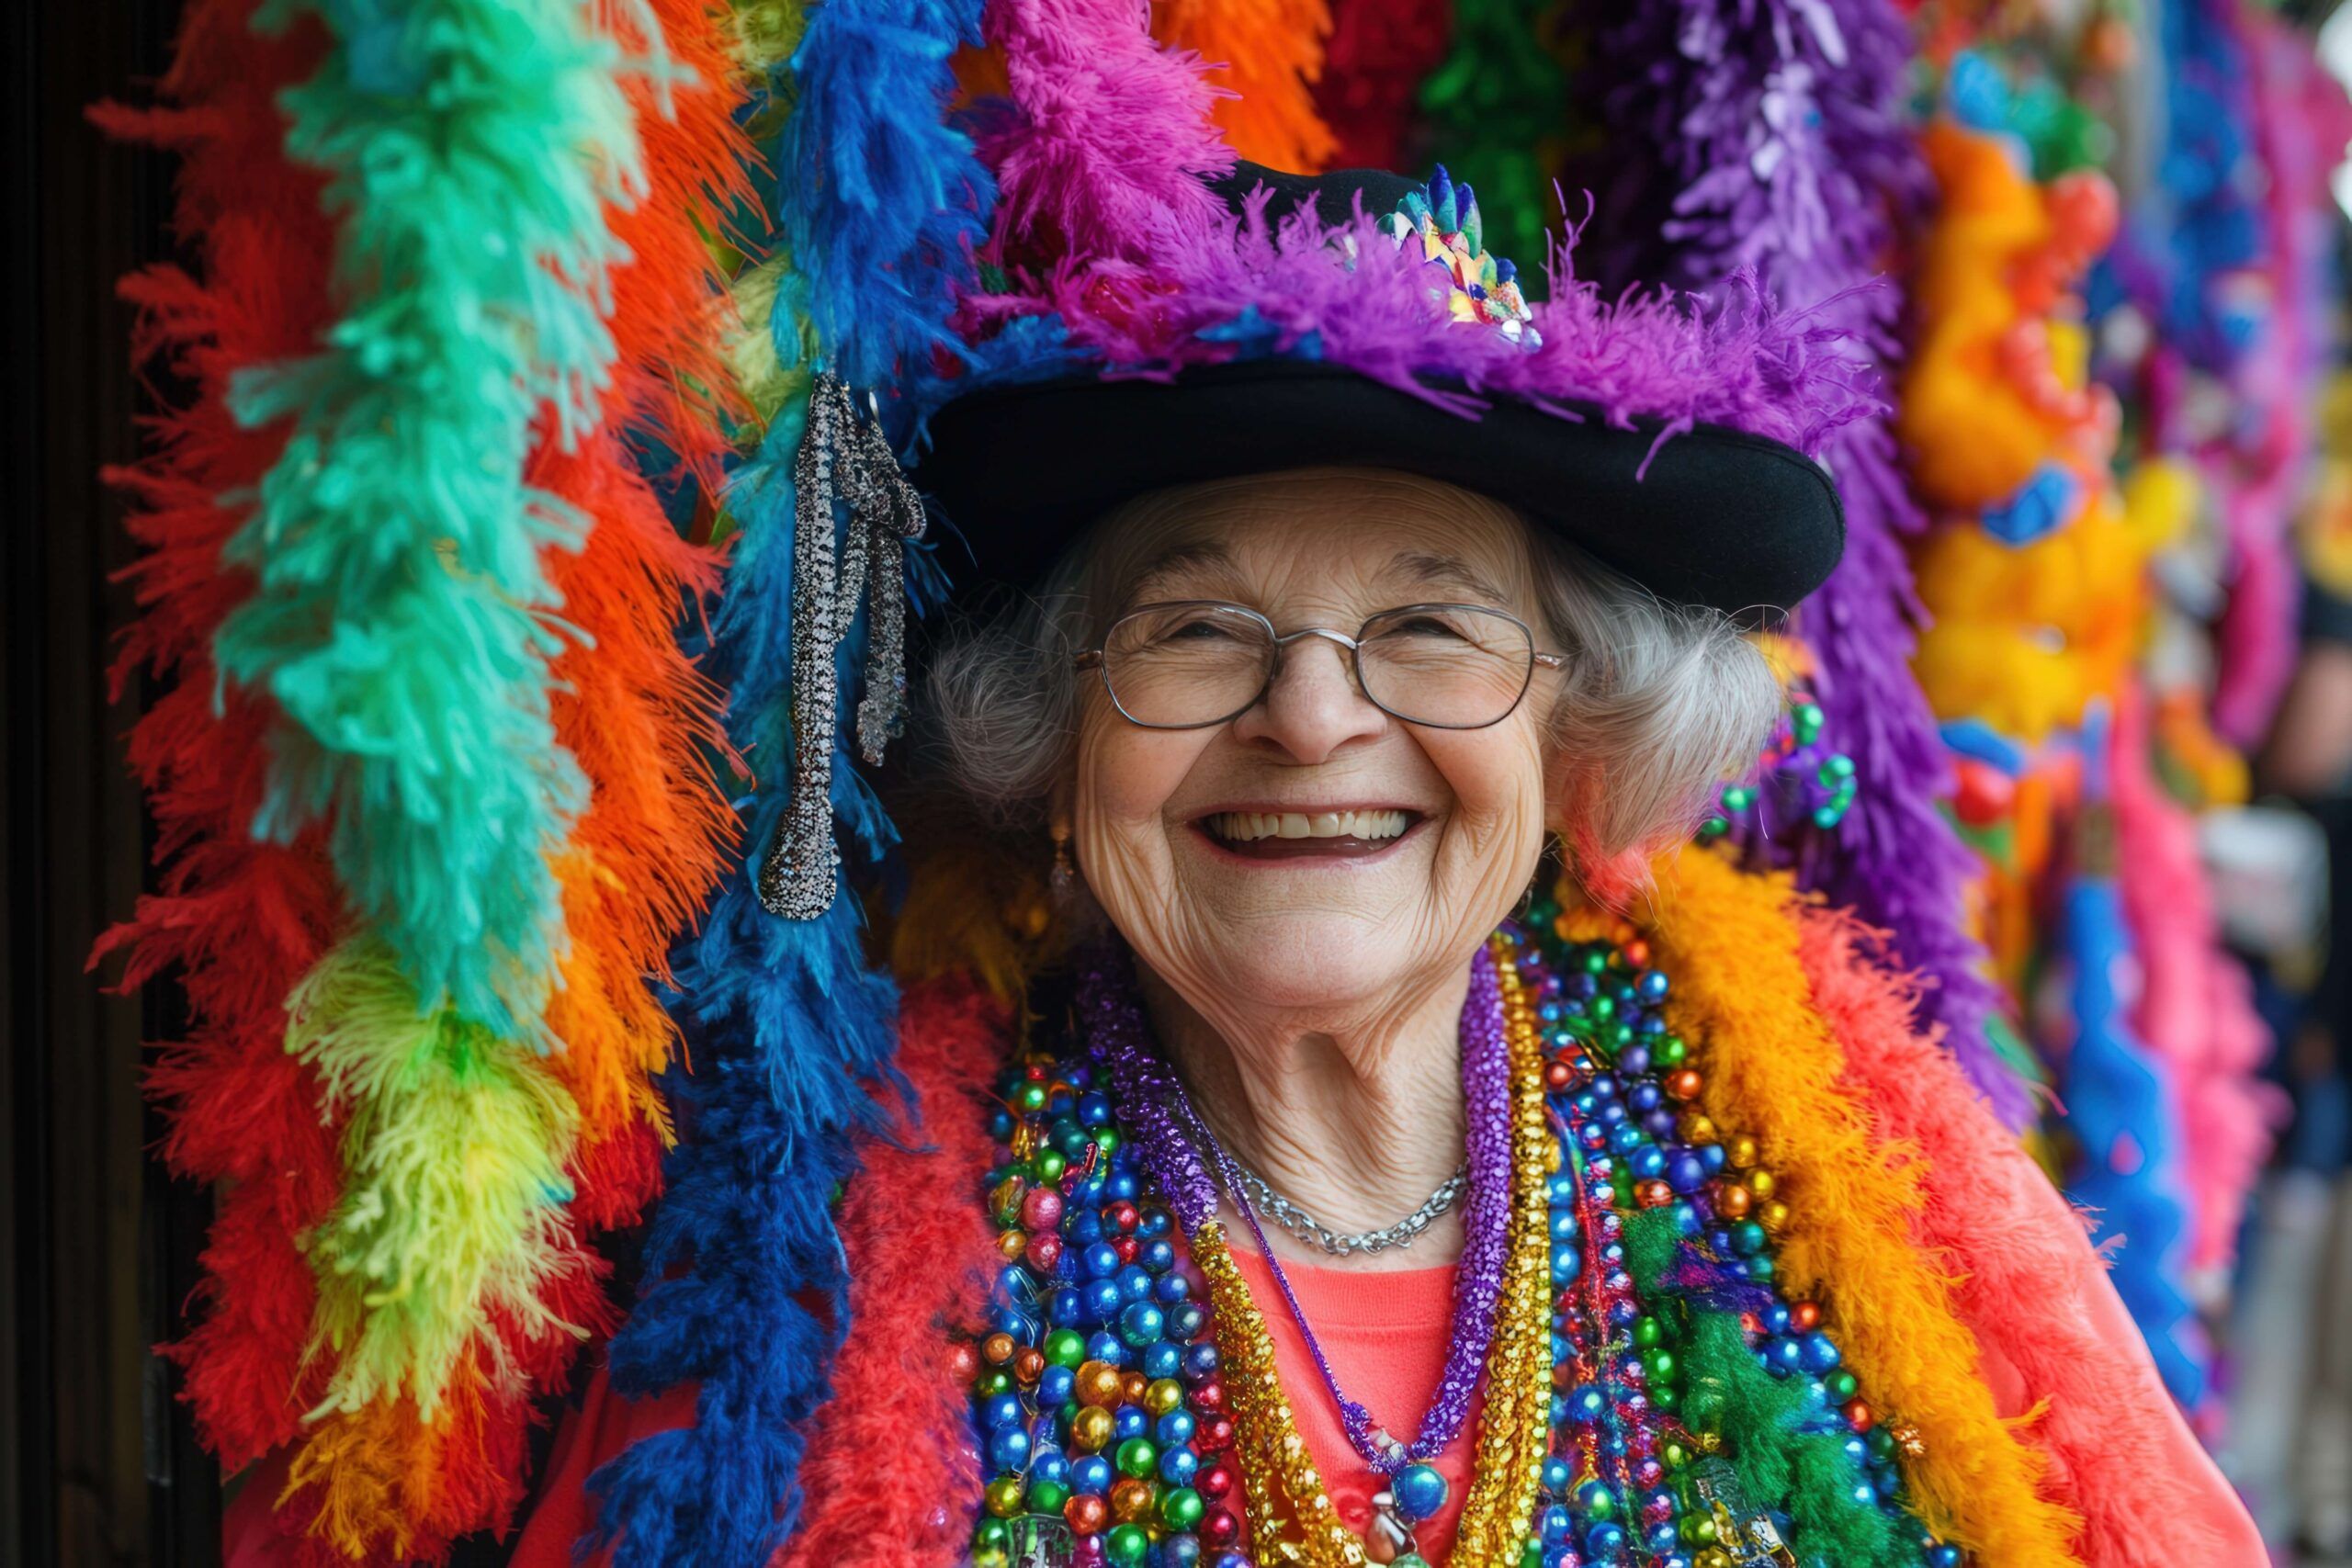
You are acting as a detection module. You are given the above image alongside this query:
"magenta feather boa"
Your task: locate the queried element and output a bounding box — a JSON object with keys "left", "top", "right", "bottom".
{"left": 982, "top": 0, "right": 1234, "bottom": 262}
{"left": 2111, "top": 689, "right": 2284, "bottom": 1280}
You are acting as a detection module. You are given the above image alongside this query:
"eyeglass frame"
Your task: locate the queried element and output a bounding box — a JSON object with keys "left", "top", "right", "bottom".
{"left": 1070, "top": 599, "right": 1569, "bottom": 732}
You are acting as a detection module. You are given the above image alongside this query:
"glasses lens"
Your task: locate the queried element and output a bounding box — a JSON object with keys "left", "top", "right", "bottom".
{"left": 1102, "top": 604, "right": 1274, "bottom": 727}
{"left": 1358, "top": 605, "right": 1535, "bottom": 727}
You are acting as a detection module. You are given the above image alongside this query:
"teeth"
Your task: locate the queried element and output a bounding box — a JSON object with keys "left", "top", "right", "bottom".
{"left": 1205, "top": 809, "right": 1411, "bottom": 843}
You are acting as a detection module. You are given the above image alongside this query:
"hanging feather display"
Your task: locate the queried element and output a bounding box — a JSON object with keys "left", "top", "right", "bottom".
{"left": 2206, "top": 4, "right": 2348, "bottom": 744}
{"left": 1583, "top": 0, "right": 2032, "bottom": 1128}
{"left": 985, "top": 0, "right": 1233, "bottom": 264}
{"left": 103, "top": 0, "right": 752, "bottom": 1556}
{"left": 215, "top": 0, "right": 634, "bottom": 1048}
{"left": 2048, "top": 708, "right": 2206, "bottom": 1409}
{"left": 771, "top": 977, "right": 1013, "bottom": 1568}
{"left": 1312, "top": 0, "right": 1453, "bottom": 172}
{"left": 2111, "top": 689, "right": 2283, "bottom": 1288}
{"left": 1419, "top": 0, "right": 1570, "bottom": 276}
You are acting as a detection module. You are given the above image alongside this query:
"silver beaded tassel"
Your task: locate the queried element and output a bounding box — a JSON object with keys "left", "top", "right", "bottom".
{"left": 757, "top": 373, "right": 930, "bottom": 919}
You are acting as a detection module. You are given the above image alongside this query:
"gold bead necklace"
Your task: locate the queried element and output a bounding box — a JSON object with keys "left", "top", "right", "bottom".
{"left": 1193, "top": 935, "right": 1558, "bottom": 1568}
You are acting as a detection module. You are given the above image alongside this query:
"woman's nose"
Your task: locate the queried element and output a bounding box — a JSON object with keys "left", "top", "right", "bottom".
{"left": 1227, "top": 635, "right": 1387, "bottom": 762}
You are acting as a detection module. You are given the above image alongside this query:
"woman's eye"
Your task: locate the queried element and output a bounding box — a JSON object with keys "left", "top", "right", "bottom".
{"left": 1385, "top": 615, "right": 1470, "bottom": 640}
{"left": 1164, "top": 618, "right": 1243, "bottom": 642}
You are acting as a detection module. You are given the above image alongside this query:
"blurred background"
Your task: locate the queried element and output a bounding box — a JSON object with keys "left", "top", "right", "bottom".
{"left": 14, "top": 0, "right": 2352, "bottom": 1562}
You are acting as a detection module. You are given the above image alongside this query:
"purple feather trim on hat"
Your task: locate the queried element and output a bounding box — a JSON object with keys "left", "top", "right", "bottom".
{"left": 1582, "top": 0, "right": 2032, "bottom": 1125}
{"left": 945, "top": 190, "right": 1881, "bottom": 457}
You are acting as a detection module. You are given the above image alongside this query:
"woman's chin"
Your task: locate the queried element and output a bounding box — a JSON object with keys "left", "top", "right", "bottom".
{"left": 1143, "top": 911, "right": 1453, "bottom": 1016}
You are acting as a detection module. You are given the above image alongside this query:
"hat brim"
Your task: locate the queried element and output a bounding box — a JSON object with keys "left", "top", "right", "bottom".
{"left": 912, "top": 359, "right": 1845, "bottom": 618}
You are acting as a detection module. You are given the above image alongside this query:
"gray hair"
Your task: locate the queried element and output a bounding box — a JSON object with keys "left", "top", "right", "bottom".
{"left": 920, "top": 477, "right": 1780, "bottom": 869}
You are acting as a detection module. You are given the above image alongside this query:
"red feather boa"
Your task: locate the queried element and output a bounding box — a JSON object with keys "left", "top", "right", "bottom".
{"left": 776, "top": 976, "right": 1012, "bottom": 1568}
{"left": 88, "top": 0, "right": 345, "bottom": 1471}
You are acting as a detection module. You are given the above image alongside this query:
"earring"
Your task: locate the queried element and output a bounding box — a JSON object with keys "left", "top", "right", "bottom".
{"left": 1050, "top": 825, "right": 1076, "bottom": 900}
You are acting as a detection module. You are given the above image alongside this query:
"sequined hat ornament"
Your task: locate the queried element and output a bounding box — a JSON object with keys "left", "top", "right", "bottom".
{"left": 1380, "top": 166, "right": 1539, "bottom": 343}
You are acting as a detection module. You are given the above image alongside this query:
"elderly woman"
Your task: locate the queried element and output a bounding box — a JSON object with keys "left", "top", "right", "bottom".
{"left": 485, "top": 164, "right": 2265, "bottom": 1568}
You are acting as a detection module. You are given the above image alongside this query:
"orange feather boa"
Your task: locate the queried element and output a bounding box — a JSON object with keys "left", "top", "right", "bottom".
{"left": 1622, "top": 849, "right": 2083, "bottom": 1565}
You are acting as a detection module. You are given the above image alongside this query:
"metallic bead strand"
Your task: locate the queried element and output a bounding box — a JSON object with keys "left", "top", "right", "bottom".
{"left": 758, "top": 372, "right": 929, "bottom": 918}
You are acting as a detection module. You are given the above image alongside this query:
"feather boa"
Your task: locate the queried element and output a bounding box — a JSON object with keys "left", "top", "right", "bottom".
{"left": 1621, "top": 848, "right": 2081, "bottom": 1564}
{"left": 1310, "top": 0, "right": 1452, "bottom": 172}
{"left": 102, "top": 0, "right": 748, "bottom": 1554}
{"left": 2049, "top": 722, "right": 2206, "bottom": 1411}
{"left": 281, "top": 0, "right": 749, "bottom": 1544}
{"left": 87, "top": 0, "right": 345, "bottom": 1472}
{"left": 217, "top": 0, "right": 636, "bottom": 1045}
{"left": 773, "top": 976, "right": 1012, "bottom": 1568}
{"left": 1154, "top": 0, "right": 1337, "bottom": 173}
{"left": 1801, "top": 901, "right": 2239, "bottom": 1565}
{"left": 2210, "top": 8, "right": 2346, "bottom": 744}
{"left": 984, "top": 0, "right": 1235, "bottom": 265}
{"left": 779, "top": 0, "right": 991, "bottom": 392}
{"left": 588, "top": 26, "right": 980, "bottom": 1546}
{"left": 2111, "top": 691, "right": 2280, "bottom": 1280}
{"left": 1585, "top": 0, "right": 2030, "bottom": 1128}
{"left": 1621, "top": 1211, "right": 1909, "bottom": 1564}
{"left": 198, "top": 12, "right": 635, "bottom": 1493}
{"left": 586, "top": 397, "right": 903, "bottom": 1560}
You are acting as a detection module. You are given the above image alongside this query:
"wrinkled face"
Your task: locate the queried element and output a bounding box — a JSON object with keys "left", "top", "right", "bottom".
{"left": 1068, "top": 469, "right": 1563, "bottom": 1025}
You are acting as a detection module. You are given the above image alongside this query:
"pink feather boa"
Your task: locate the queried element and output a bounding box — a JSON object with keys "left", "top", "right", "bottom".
{"left": 983, "top": 0, "right": 1235, "bottom": 262}
{"left": 2211, "top": 8, "right": 2352, "bottom": 742}
{"left": 2109, "top": 690, "right": 2284, "bottom": 1279}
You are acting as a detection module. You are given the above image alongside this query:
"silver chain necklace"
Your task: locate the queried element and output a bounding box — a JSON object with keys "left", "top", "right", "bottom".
{"left": 1229, "top": 1158, "right": 1469, "bottom": 1257}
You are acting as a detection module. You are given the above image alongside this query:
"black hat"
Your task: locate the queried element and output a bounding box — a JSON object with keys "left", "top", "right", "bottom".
{"left": 910, "top": 163, "right": 1858, "bottom": 617}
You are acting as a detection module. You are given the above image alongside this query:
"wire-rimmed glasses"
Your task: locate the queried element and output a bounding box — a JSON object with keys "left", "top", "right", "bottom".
{"left": 1073, "top": 601, "right": 1566, "bottom": 730}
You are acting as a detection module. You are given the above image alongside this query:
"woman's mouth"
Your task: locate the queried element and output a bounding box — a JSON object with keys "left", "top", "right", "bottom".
{"left": 1193, "top": 808, "right": 1422, "bottom": 861}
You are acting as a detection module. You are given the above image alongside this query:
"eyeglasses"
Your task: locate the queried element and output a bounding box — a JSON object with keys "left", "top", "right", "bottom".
{"left": 1073, "top": 601, "right": 1566, "bottom": 730}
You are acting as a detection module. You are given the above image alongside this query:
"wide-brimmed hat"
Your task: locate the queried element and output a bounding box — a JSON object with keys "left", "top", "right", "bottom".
{"left": 911, "top": 162, "right": 1868, "bottom": 617}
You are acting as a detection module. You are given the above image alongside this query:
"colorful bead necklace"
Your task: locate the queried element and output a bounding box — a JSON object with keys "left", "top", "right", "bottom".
{"left": 1172, "top": 945, "right": 1514, "bottom": 1481}
{"left": 963, "top": 921, "right": 1965, "bottom": 1568}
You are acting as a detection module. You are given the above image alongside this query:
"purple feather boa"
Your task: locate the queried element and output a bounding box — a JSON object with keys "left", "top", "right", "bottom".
{"left": 1579, "top": 0, "right": 2032, "bottom": 1125}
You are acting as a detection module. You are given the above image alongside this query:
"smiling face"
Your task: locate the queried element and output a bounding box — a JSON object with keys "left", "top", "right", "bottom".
{"left": 1066, "top": 468, "right": 1563, "bottom": 1032}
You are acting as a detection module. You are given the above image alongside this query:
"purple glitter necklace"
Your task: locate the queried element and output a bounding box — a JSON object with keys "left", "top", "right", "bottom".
{"left": 1084, "top": 942, "right": 1514, "bottom": 1477}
